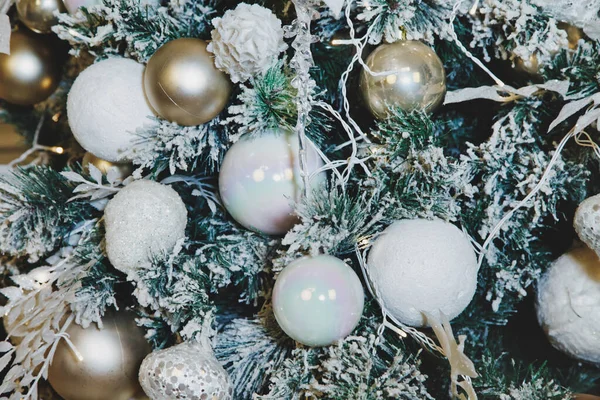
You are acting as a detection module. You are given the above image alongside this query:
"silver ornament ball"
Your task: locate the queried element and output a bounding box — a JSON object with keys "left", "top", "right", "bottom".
{"left": 48, "top": 309, "right": 152, "bottom": 400}
{"left": 139, "top": 341, "right": 232, "bottom": 400}
{"left": 359, "top": 40, "right": 446, "bottom": 119}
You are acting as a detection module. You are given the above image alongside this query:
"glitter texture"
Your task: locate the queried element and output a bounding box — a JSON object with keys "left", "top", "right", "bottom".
{"left": 139, "top": 341, "right": 232, "bottom": 400}
{"left": 272, "top": 255, "right": 364, "bottom": 347}
{"left": 104, "top": 180, "right": 187, "bottom": 277}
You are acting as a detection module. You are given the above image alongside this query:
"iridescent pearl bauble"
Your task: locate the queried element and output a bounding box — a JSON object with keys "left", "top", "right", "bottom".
{"left": 17, "top": 0, "right": 66, "bottom": 33}
{"left": 367, "top": 219, "right": 478, "bottom": 327}
{"left": 62, "top": 0, "right": 101, "bottom": 14}
{"left": 359, "top": 40, "right": 446, "bottom": 119}
{"left": 144, "top": 38, "right": 232, "bottom": 126}
{"left": 67, "top": 58, "right": 154, "bottom": 162}
{"left": 0, "top": 30, "right": 64, "bottom": 105}
{"left": 536, "top": 246, "right": 600, "bottom": 365}
{"left": 48, "top": 310, "right": 151, "bottom": 400}
{"left": 574, "top": 193, "right": 600, "bottom": 259}
{"left": 139, "top": 341, "right": 232, "bottom": 400}
{"left": 104, "top": 180, "right": 187, "bottom": 277}
{"left": 82, "top": 152, "right": 132, "bottom": 180}
{"left": 219, "top": 129, "right": 325, "bottom": 235}
{"left": 272, "top": 255, "right": 365, "bottom": 347}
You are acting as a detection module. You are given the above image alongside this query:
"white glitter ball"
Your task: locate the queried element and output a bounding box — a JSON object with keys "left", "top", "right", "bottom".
{"left": 104, "top": 180, "right": 187, "bottom": 276}
{"left": 139, "top": 341, "right": 232, "bottom": 400}
{"left": 574, "top": 193, "right": 600, "bottom": 259}
{"left": 367, "top": 219, "right": 479, "bottom": 327}
{"left": 536, "top": 245, "right": 600, "bottom": 365}
{"left": 67, "top": 58, "right": 154, "bottom": 162}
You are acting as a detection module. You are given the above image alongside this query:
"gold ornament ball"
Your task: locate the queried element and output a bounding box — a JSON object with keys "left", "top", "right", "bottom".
{"left": 48, "top": 309, "right": 151, "bottom": 400}
{"left": 144, "top": 38, "right": 232, "bottom": 126}
{"left": 82, "top": 152, "right": 133, "bottom": 180}
{"left": 17, "top": 0, "right": 66, "bottom": 34}
{"left": 0, "top": 30, "right": 63, "bottom": 106}
{"left": 359, "top": 40, "right": 446, "bottom": 119}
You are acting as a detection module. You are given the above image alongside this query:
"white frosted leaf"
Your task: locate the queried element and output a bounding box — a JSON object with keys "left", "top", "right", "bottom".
{"left": 60, "top": 171, "right": 88, "bottom": 184}
{"left": 88, "top": 163, "right": 103, "bottom": 184}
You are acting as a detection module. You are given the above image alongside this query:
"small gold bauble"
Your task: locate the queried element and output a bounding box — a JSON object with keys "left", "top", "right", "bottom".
{"left": 17, "top": 0, "right": 66, "bottom": 34}
{"left": 144, "top": 38, "right": 232, "bottom": 126}
{"left": 0, "top": 30, "right": 64, "bottom": 105}
{"left": 48, "top": 309, "right": 151, "bottom": 400}
{"left": 82, "top": 152, "right": 132, "bottom": 180}
{"left": 359, "top": 40, "right": 446, "bottom": 119}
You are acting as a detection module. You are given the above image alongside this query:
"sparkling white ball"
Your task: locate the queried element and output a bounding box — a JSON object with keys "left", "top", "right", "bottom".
{"left": 574, "top": 193, "right": 600, "bottom": 259}
{"left": 208, "top": 3, "right": 288, "bottom": 83}
{"left": 104, "top": 180, "right": 187, "bottom": 277}
{"left": 367, "top": 219, "right": 479, "bottom": 327}
{"left": 536, "top": 245, "right": 600, "bottom": 365}
{"left": 67, "top": 58, "right": 154, "bottom": 162}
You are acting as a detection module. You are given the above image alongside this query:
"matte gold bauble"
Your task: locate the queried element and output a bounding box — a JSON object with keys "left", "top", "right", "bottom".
{"left": 82, "top": 152, "right": 132, "bottom": 180}
{"left": 0, "top": 30, "right": 63, "bottom": 105}
{"left": 48, "top": 309, "right": 151, "bottom": 400}
{"left": 144, "top": 38, "right": 232, "bottom": 126}
{"left": 17, "top": 0, "right": 66, "bottom": 34}
{"left": 359, "top": 40, "right": 446, "bottom": 119}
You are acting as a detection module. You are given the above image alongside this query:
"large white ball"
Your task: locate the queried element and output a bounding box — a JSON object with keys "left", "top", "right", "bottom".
{"left": 104, "top": 180, "right": 187, "bottom": 276}
{"left": 67, "top": 58, "right": 154, "bottom": 162}
{"left": 536, "top": 246, "right": 600, "bottom": 365}
{"left": 367, "top": 219, "right": 478, "bottom": 327}
{"left": 218, "top": 129, "right": 325, "bottom": 235}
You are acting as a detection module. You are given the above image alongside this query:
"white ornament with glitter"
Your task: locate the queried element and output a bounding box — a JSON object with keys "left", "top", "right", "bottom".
{"left": 367, "top": 219, "right": 479, "bottom": 327}
{"left": 208, "top": 3, "right": 287, "bottom": 83}
{"left": 574, "top": 193, "right": 600, "bottom": 259}
{"left": 67, "top": 58, "right": 154, "bottom": 162}
{"left": 104, "top": 180, "right": 187, "bottom": 277}
{"left": 536, "top": 245, "right": 600, "bottom": 365}
{"left": 139, "top": 341, "right": 232, "bottom": 400}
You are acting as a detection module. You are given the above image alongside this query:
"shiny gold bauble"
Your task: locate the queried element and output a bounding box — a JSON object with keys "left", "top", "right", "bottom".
{"left": 0, "top": 30, "right": 63, "bottom": 105}
{"left": 82, "top": 152, "right": 132, "bottom": 180}
{"left": 48, "top": 309, "right": 151, "bottom": 400}
{"left": 17, "top": 0, "right": 66, "bottom": 34}
{"left": 143, "top": 38, "right": 232, "bottom": 126}
{"left": 359, "top": 40, "right": 446, "bottom": 119}
{"left": 575, "top": 395, "right": 600, "bottom": 400}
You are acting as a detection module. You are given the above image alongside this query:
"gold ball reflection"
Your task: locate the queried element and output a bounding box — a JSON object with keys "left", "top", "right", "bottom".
{"left": 17, "top": 0, "right": 66, "bottom": 34}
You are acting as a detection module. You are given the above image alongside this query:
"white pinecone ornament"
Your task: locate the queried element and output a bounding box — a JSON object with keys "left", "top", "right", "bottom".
{"left": 207, "top": 3, "right": 287, "bottom": 83}
{"left": 139, "top": 341, "right": 232, "bottom": 400}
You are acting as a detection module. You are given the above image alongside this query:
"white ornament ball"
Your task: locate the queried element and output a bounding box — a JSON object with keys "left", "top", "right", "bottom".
{"left": 218, "top": 129, "right": 325, "bottom": 236}
{"left": 574, "top": 193, "right": 600, "bottom": 259}
{"left": 67, "top": 58, "right": 154, "bottom": 162}
{"left": 208, "top": 3, "right": 288, "bottom": 83}
{"left": 367, "top": 219, "right": 479, "bottom": 327}
{"left": 139, "top": 341, "right": 232, "bottom": 400}
{"left": 104, "top": 180, "right": 187, "bottom": 276}
{"left": 536, "top": 245, "right": 600, "bottom": 365}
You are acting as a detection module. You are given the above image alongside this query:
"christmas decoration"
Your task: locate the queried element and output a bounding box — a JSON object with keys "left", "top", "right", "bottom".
{"left": 536, "top": 245, "right": 600, "bottom": 365}
{"left": 219, "top": 129, "right": 325, "bottom": 235}
{"left": 16, "top": 0, "right": 66, "bottom": 34}
{"left": 367, "top": 219, "right": 478, "bottom": 327}
{"left": 48, "top": 309, "right": 152, "bottom": 400}
{"left": 272, "top": 255, "right": 364, "bottom": 347}
{"left": 104, "top": 179, "right": 187, "bottom": 277}
{"left": 62, "top": 0, "right": 101, "bottom": 14}
{"left": 144, "top": 38, "right": 231, "bottom": 127}
{"left": 67, "top": 57, "right": 154, "bottom": 162}
{"left": 207, "top": 3, "right": 287, "bottom": 83}
{"left": 0, "top": 30, "right": 63, "bottom": 105}
{"left": 139, "top": 340, "right": 233, "bottom": 400}
{"left": 359, "top": 40, "right": 446, "bottom": 119}
{"left": 82, "top": 152, "right": 132, "bottom": 180}
{"left": 573, "top": 193, "right": 600, "bottom": 258}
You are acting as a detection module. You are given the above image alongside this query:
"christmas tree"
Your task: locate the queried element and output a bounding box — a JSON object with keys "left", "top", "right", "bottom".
{"left": 0, "top": 0, "right": 599, "bottom": 398}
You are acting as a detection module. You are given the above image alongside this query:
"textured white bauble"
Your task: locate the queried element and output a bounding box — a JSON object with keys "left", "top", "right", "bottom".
{"left": 367, "top": 219, "right": 478, "bottom": 327}
{"left": 574, "top": 193, "right": 600, "bottom": 259}
{"left": 219, "top": 129, "right": 325, "bottom": 235}
{"left": 536, "top": 246, "right": 600, "bottom": 365}
{"left": 139, "top": 341, "right": 232, "bottom": 400}
{"left": 104, "top": 180, "right": 187, "bottom": 276}
{"left": 67, "top": 58, "right": 154, "bottom": 162}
